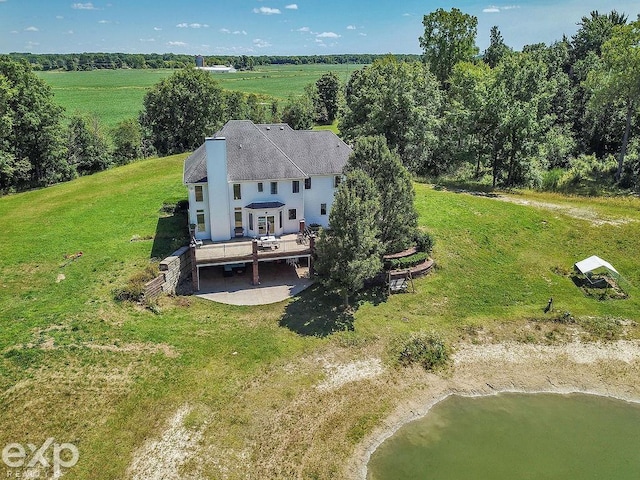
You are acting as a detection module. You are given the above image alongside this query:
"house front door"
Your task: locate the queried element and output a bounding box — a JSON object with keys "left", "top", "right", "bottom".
{"left": 258, "top": 215, "right": 275, "bottom": 235}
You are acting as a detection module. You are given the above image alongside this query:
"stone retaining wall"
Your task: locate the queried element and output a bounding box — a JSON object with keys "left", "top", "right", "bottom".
{"left": 144, "top": 245, "right": 191, "bottom": 299}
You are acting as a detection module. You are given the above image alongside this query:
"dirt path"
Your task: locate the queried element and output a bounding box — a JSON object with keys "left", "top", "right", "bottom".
{"left": 494, "top": 195, "right": 633, "bottom": 226}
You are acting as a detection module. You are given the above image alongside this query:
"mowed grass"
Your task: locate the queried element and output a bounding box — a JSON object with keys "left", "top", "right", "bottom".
{"left": 0, "top": 160, "right": 639, "bottom": 478}
{"left": 36, "top": 64, "right": 361, "bottom": 127}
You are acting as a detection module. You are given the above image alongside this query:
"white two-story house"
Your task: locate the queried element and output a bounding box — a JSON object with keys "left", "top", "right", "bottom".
{"left": 183, "top": 120, "right": 352, "bottom": 242}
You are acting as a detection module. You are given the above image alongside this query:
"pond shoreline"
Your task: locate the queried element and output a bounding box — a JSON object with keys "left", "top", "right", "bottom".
{"left": 347, "top": 339, "right": 640, "bottom": 480}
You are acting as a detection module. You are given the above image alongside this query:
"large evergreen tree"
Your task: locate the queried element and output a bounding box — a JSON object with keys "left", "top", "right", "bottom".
{"left": 140, "top": 67, "right": 225, "bottom": 155}
{"left": 483, "top": 26, "right": 511, "bottom": 68}
{"left": 314, "top": 170, "right": 383, "bottom": 307}
{"left": 345, "top": 136, "right": 417, "bottom": 254}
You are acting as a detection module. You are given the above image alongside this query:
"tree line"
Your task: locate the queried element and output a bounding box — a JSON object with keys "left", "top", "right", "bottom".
{"left": 6, "top": 52, "right": 419, "bottom": 72}
{"left": 0, "top": 56, "right": 341, "bottom": 192}
{"left": 340, "top": 9, "right": 640, "bottom": 191}
{"left": 2, "top": 8, "right": 638, "bottom": 194}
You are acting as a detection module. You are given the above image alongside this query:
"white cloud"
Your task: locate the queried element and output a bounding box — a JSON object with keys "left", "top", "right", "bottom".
{"left": 24, "top": 26, "right": 39, "bottom": 31}
{"left": 233, "top": 30, "right": 247, "bottom": 35}
{"left": 26, "top": 41, "right": 40, "bottom": 47}
{"left": 154, "top": 26, "right": 162, "bottom": 31}
{"left": 167, "top": 41, "right": 187, "bottom": 46}
{"left": 178, "top": 22, "right": 208, "bottom": 28}
{"left": 65, "top": 30, "right": 74, "bottom": 34}
{"left": 98, "top": 19, "right": 110, "bottom": 24}
{"left": 502, "top": 5, "right": 520, "bottom": 10}
{"left": 483, "top": 6, "right": 501, "bottom": 13}
{"left": 346, "top": 25, "right": 356, "bottom": 30}
{"left": 285, "top": 4, "right": 298, "bottom": 9}
{"left": 253, "top": 38, "right": 271, "bottom": 48}
{"left": 220, "top": 28, "right": 231, "bottom": 33}
{"left": 297, "top": 26, "right": 310, "bottom": 32}
{"left": 316, "top": 32, "right": 340, "bottom": 38}
{"left": 359, "top": 32, "right": 367, "bottom": 36}
{"left": 253, "top": 7, "right": 280, "bottom": 15}
{"left": 402, "top": 13, "right": 411, "bottom": 16}
{"left": 140, "top": 38, "right": 155, "bottom": 42}
{"left": 72, "top": 2, "right": 97, "bottom": 10}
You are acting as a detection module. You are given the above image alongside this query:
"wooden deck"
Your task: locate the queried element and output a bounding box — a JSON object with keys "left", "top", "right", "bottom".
{"left": 194, "top": 234, "right": 312, "bottom": 266}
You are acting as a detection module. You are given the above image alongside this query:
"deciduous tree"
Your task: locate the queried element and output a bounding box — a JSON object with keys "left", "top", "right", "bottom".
{"left": 0, "top": 57, "right": 70, "bottom": 189}
{"left": 586, "top": 20, "right": 640, "bottom": 182}
{"left": 419, "top": 8, "right": 479, "bottom": 85}
{"left": 341, "top": 58, "right": 442, "bottom": 174}
{"left": 314, "top": 72, "right": 341, "bottom": 124}
{"left": 140, "top": 67, "right": 225, "bottom": 155}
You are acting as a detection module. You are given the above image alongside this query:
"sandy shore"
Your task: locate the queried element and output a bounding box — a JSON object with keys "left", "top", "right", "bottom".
{"left": 347, "top": 339, "right": 640, "bottom": 479}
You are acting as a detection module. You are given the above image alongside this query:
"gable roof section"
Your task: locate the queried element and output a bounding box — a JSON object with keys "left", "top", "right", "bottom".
{"left": 219, "top": 120, "right": 305, "bottom": 181}
{"left": 183, "top": 120, "right": 352, "bottom": 184}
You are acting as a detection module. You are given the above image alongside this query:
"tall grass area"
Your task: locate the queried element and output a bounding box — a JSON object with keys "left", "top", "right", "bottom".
{"left": 36, "top": 64, "right": 361, "bottom": 127}
{"left": 0, "top": 159, "right": 638, "bottom": 478}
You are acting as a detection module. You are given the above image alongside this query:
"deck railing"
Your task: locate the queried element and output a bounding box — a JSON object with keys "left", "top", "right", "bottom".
{"left": 195, "top": 237, "right": 312, "bottom": 264}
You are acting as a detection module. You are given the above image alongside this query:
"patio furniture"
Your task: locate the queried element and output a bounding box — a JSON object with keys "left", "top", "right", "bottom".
{"left": 258, "top": 235, "right": 279, "bottom": 250}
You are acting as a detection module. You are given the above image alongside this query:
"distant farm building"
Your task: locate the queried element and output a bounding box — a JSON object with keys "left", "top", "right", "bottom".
{"left": 195, "top": 55, "right": 236, "bottom": 73}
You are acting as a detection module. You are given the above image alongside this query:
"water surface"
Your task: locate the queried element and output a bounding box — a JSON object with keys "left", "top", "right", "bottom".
{"left": 368, "top": 393, "right": 640, "bottom": 479}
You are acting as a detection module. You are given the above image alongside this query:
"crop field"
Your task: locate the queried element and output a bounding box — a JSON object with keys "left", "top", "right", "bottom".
{"left": 36, "top": 64, "right": 362, "bottom": 128}
{"left": 1, "top": 154, "right": 639, "bottom": 478}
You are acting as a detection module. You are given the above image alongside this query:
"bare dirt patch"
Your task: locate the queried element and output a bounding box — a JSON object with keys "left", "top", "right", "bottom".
{"left": 127, "top": 405, "right": 205, "bottom": 480}
{"left": 316, "top": 358, "right": 384, "bottom": 391}
{"left": 495, "top": 195, "right": 633, "bottom": 226}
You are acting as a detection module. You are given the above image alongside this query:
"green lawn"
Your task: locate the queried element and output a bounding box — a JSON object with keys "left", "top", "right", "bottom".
{"left": 0, "top": 159, "right": 638, "bottom": 478}
{"left": 36, "top": 64, "right": 361, "bottom": 128}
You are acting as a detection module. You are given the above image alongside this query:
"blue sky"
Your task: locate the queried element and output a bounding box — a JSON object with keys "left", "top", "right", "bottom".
{"left": 1, "top": 1, "right": 638, "bottom": 55}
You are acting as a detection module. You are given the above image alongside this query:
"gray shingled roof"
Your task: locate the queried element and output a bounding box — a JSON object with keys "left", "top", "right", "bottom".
{"left": 183, "top": 143, "right": 207, "bottom": 184}
{"left": 183, "top": 120, "right": 352, "bottom": 184}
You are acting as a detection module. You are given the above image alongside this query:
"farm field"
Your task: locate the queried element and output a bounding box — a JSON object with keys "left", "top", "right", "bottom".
{"left": 36, "top": 64, "right": 362, "bottom": 127}
{"left": 1, "top": 155, "right": 639, "bottom": 478}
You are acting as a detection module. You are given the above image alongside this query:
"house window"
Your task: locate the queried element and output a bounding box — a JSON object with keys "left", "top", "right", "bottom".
{"left": 249, "top": 213, "right": 254, "bottom": 231}
{"left": 196, "top": 210, "right": 205, "bottom": 232}
{"left": 234, "top": 209, "right": 242, "bottom": 228}
{"left": 334, "top": 175, "right": 342, "bottom": 188}
{"left": 292, "top": 180, "right": 300, "bottom": 193}
{"left": 270, "top": 182, "right": 278, "bottom": 194}
{"left": 321, "top": 203, "right": 327, "bottom": 215}
{"left": 194, "top": 185, "right": 203, "bottom": 202}
{"left": 305, "top": 177, "right": 311, "bottom": 190}
{"left": 288, "top": 209, "right": 297, "bottom": 220}
{"left": 279, "top": 211, "right": 283, "bottom": 228}
{"left": 233, "top": 183, "right": 241, "bottom": 200}
{"left": 258, "top": 182, "right": 263, "bottom": 192}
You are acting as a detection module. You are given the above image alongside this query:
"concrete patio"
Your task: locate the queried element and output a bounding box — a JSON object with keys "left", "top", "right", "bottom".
{"left": 195, "top": 261, "right": 312, "bottom": 305}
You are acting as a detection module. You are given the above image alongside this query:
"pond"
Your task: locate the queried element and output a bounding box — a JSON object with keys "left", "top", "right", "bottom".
{"left": 367, "top": 393, "right": 640, "bottom": 480}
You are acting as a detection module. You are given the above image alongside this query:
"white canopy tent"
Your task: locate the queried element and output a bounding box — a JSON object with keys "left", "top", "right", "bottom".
{"left": 574, "top": 255, "right": 620, "bottom": 285}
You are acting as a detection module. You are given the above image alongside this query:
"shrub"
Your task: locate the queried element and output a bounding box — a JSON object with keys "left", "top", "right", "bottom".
{"left": 414, "top": 231, "right": 434, "bottom": 254}
{"left": 390, "top": 332, "right": 450, "bottom": 371}
{"left": 388, "top": 252, "right": 429, "bottom": 270}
